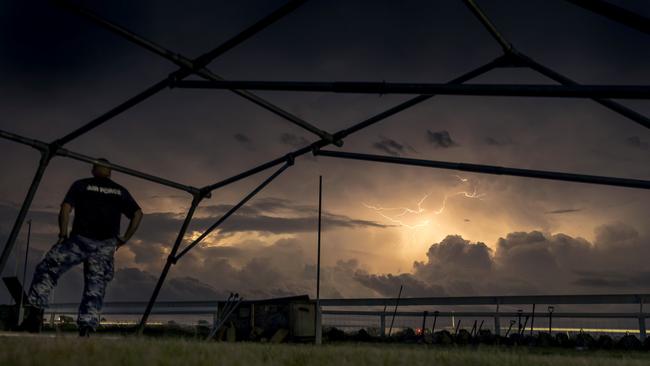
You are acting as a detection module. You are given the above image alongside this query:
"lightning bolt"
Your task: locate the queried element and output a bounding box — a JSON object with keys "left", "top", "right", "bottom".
{"left": 363, "top": 175, "right": 485, "bottom": 229}
{"left": 433, "top": 186, "right": 486, "bottom": 215}
{"left": 362, "top": 195, "right": 431, "bottom": 229}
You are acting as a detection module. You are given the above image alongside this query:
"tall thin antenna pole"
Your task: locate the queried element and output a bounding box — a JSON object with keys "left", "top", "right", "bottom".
{"left": 388, "top": 285, "right": 403, "bottom": 337}
{"left": 17, "top": 219, "right": 32, "bottom": 325}
{"left": 315, "top": 175, "right": 323, "bottom": 344}
{"left": 317, "top": 175, "right": 322, "bottom": 300}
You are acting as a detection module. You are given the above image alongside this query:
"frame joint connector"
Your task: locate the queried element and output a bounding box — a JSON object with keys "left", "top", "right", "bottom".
{"left": 326, "top": 133, "right": 344, "bottom": 147}
{"left": 168, "top": 254, "right": 178, "bottom": 265}
{"left": 42, "top": 143, "right": 60, "bottom": 163}
{"left": 320, "top": 130, "right": 344, "bottom": 147}
{"left": 285, "top": 153, "right": 295, "bottom": 166}
{"left": 496, "top": 48, "right": 526, "bottom": 68}
{"left": 195, "top": 187, "right": 211, "bottom": 201}
{"left": 311, "top": 145, "right": 321, "bottom": 157}
{"left": 167, "top": 71, "right": 181, "bottom": 88}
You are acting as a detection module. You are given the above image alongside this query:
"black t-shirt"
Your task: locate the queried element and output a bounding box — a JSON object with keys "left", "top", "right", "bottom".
{"left": 63, "top": 177, "right": 140, "bottom": 240}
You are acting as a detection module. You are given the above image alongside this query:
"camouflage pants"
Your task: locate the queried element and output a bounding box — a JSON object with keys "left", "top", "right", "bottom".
{"left": 28, "top": 235, "right": 116, "bottom": 329}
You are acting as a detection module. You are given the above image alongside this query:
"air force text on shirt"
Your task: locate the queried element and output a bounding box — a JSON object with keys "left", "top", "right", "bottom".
{"left": 86, "top": 185, "right": 122, "bottom": 196}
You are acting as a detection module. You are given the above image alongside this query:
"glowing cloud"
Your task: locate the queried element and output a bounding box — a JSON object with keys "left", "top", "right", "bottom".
{"left": 363, "top": 175, "right": 485, "bottom": 229}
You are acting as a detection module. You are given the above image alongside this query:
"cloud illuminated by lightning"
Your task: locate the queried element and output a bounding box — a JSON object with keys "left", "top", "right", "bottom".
{"left": 363, "top": 176, "right": 485, "bottom": 229}
{"left": 362, "top": 194, "right": 431, "bottom": 229}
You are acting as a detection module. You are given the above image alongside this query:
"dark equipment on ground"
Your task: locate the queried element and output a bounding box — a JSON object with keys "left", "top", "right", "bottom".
{"left": 0, "top": 277, "right": 41, "bottom": 331}
{"left": 207, "top": 295, "right": 316, "bottom": 343}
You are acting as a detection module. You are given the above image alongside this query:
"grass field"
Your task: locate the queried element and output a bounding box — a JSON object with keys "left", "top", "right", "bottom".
{"left": 1, "top": 335, "right": 650, "bottom": 366}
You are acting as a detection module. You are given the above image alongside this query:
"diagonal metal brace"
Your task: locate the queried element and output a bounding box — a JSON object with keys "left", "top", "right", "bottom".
{"left": 563, "top": 0, "right": 650, "bottom": 35}
{"left": 173, "top": 80, "right": 650, "bottom": 99}
{"left": 173, "top": 159, "right": 293, "bottom": 262}
{"left": 315, "top": 150, "right": 650, "bottom": 190}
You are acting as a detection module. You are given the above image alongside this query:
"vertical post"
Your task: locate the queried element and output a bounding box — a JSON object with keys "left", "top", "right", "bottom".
{"left": 212, "top": 302, "right": 219, "bottom": 329}
{"left": 639, "top": 299, "right": 646, "bottom": 342}
{"left": 388, "top": 285, "right": 403, "bottom": 337}
{"left": 17, "top": 220, "right": 32, "bottom": 326}
{"left": 431, "top": 310, "right": 439, "bottom": 334}
{"left": 420, "top": 310, "right": 428, "bottom": 339}
{"left": 315, "top": 175, "right": 323, "bottom": 345}
{"left": 0, "top": 151, "right": 50, "bottom": 275}
{"left": 530, "top": 304, "right": 536, "bottom": 336}
{"left": 137, "top": 195, "right": 201, "bottom": 334}
{"left": 494, "top": 302, "right": 501, "bottom": 337}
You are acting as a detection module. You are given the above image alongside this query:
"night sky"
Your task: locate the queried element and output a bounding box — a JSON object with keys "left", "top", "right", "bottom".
{"left": 1, "top": 0, "right": 649, "bottom": 303}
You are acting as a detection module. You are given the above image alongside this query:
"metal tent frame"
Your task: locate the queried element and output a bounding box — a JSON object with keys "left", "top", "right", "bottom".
{"left": 0, "top": 0, "right": 648, "bottom": 334}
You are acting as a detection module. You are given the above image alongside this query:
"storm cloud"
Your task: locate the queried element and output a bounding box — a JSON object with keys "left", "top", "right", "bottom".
{"left": 371, "top": 136, "right": 417, "bottom": 156}
{"left": 427, "top": 130, "right": 458, "bottom": 149}
{"left": 279, "top": 133, "right": 310, "bottom": 149}
{"left": 353, "top": 223, "right": 650, "bottom": 297}
{"left": 626, "top": 136, "right": 649, "bottom": 151}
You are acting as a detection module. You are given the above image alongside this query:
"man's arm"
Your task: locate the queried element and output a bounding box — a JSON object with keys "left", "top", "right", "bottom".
{"left": 117, "top": 209, "right": 143, "bottom": 249}
{"left": 58, "top": 203, "right": 73, "bottom": 244}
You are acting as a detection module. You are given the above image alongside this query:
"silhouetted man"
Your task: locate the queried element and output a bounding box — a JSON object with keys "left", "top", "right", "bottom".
{"left": 21, "top": 159, "right": 142, "bottom": 336}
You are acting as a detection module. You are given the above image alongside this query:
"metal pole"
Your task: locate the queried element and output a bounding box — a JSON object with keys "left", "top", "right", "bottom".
{"left": 315, "top": 150, "right": 650, "bottom": 190}
{"left": 461, "top": 0, "right": 512, "bottom": 52}
{"left": 421, "top": 310, "right": 428, "bottom": 339}
{"left": 56, "top": 148, "right": 199, "bottom": 195}
{"left": 316, "top": 175, "right": 322, "bottom": 301}
{"left": 52, "top": 80, "right": 171, "bottom": 147}
{"left": 137, "top": 196, "right": 202, "bottom": 334}
{"left": 17, "top": 219, "right": 32, "bottom": 326}
{"left": 530, "top": 304, "right": 536, "bottom": 336}
{"left": 520, "top": 316, "right": 529, "bottom": 337}
{"left": 639, "top": 299, "right": 646, "bottom": 342}
{"left": 494, "top": 303, "right": 501, "bottom": 337}
{"left": 563, "top": 0, "right": 650, "bottom": 35}
{"left": 315, "top": 175, "right": 322, "bottom": 345}
{"left": 0, "top": 129, "right": 200, "bottom": 195}
{"left": 505, "top": 320, "right": 515, "bottom": 337}
{"left": 0, "top": 151, "right": 50, "bottom": 275}
{"left": 0, "top": 129, "right": 49, "bottom": 150}
{"left": 432, "top": 310, "right": 439, "bottom": 334}
{"left": 388, "top": 285, "right": 403, "bottom": 337}
{"left": 175, "top": 80, "right": 650, "bottom": 99}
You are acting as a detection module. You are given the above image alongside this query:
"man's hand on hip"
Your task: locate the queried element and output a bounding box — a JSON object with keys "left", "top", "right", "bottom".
{"left": 116, "top": 236, "right": 128, "bottom": 251}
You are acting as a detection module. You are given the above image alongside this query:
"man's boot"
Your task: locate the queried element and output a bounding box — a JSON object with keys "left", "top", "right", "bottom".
{"left": 17, "top": 305, "right": 44, "bottom": 333}
{"left": 78, "top": 325, "right": 93, "bottom": 337}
